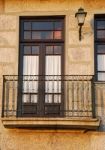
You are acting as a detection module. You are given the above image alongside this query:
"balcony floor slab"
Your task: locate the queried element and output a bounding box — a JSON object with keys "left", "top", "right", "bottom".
{"left": 2, "top": 117, "right": 100, "bottom": 130}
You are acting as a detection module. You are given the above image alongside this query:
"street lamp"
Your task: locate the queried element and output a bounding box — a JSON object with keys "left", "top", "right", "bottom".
{"left": 75, "top": 8, "right": 87, "bottom": 41}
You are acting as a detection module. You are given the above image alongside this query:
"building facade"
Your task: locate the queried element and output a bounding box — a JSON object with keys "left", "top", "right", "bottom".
{"left": 0, "top": 0, "right": 105, "bottom": 149}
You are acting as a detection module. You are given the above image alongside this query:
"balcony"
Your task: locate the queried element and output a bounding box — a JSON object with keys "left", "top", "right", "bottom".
{"left": 1, "top": 75, "right": 100, "bottom": 129}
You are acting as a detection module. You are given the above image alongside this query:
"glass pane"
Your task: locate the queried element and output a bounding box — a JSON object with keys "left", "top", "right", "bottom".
{"left": 23, "top": 81, "right": 38, "bottom": 93}
{"left": 24, "top": 31, "right": 31, "bottom": 39}
{"left": 43, "top": 31, "right": 53, "bottom": 39}
{"left": 24, "top": 46, "right": 31, "bottom": 55}
{"left": 45, "top": 81, "right": 61, "bottom": 93}
{"left": 23, "top": 56, "right": 39, "bottom": 75}
{"left": 45, "top": 94, "right": 53, "bottom": 103}
{"left": 22, "top": 94, "right": 30, "bottom": 103}
{"left": 54, "top": 46, "right": 62, "bottom": 54}
{"left": 54, "top": 22, "right": 63, "bottom": 30}
{"left": 24, "top": 22, "right": 31, "bottom": 30}
{"left": 97, "top": 55, "right": 105, "bottom": 71}
{"left": 54, "top": 95, "right": 61, "bottom": 103}
{"left": 97, "top": 21, "right": 105, "bottom": 29}
{"left": 98, "top": 73, "right": 105, "bottom": 81}
{"left": 97, "top": 45, "right": 105, "bottom": 53}
{"left": 32, "top": 31, "right": 53, "bottom": 39}
{"left": 31, "top": 94, "right": 38, "bottom": 103}
{"left": 32, "top": 46, "right": 39, "bottom": 54}
{"left": 32, "top": 22, "right": 53, "bottom": 30}
{"left": 46, "top": 46, "right": 53, "bottom": 54}
{"left": 77, "top": 14, "right": 85, "bottom": 24}
{"left": 45, "top": 56, "right": 61, "bottom": 75}
{"left": 97, "top": 30, "right": 105, "bottom": 39}
{"left": 32, "top": 32, "right": 41, "bottom": 39}
{"left": 54, "top": 31, "right": 62, "bottom": 39}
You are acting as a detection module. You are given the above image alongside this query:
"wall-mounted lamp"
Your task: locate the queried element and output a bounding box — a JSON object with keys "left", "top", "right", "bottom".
{"left": 75, "top": 8, "right": 87, "bottom": 41}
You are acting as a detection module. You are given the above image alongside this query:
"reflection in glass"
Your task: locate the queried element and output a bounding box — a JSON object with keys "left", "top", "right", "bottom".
{"left": 54, "top": 46, "right": 62, "bottom": 54}
{"left": 97, "top": 21, "right": 105, "bottom": 29}
{"left": 32, "top": 46, "right": 39, "bottom": 54}
{"left": 97, "top": 45, "right": 105, "bottom": 54}
{"left": 54, "top": 22, "right": 62, "bottom": 30}
{"left": 46, "top": 46, "right": 53, "bottom": 54}
{"left": 32, "top": 22, "right": 53, "bottom": 30}
{"left": 32, "top": 32, "right": 41, "bottom": 39}
{"left": 32, "top": 31, "right": 53, "bottom": 39}
{"left": 54, "top": 31, "right": 62, "bottom": 39}
{"left": 24, "top": 22, "right": 31, "bottom": 30}
{"left": 43, "top": 32, "right": 53, "bottom": 39}
{"left": 97, "top": 30, "right": 105, "bottom": 39}
{"left": 24, "top": 46, "right": 31, "bottom": 55}
{"left": 24, "top": 31, "right": 31, "bottom": 39}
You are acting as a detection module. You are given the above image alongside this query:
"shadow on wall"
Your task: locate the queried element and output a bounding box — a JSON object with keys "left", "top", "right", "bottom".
{"left": 82, "top": 18, "right": 94, "bottom": 39}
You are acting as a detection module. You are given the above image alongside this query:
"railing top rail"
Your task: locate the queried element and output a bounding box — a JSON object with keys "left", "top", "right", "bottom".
{"left": 3, "top": 75, "right": 93, "bottom": 81}
{"left": 3, "top": 75, "right": 93, "bottom": 77}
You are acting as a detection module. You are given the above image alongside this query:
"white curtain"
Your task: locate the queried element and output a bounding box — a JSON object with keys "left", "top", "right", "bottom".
{"left": 22, "top": 56, "right": 39, "bottom": 103}
{"left": 98, "top": 73, "right": 105, "bottom": 81}
{"left": 23, "top": 56, "right": 39, "bottom": 75}
{"left": 98, "top": 55, "right": 105, "bottom": 71}
{"left": 97, "top": 55, "right": 105, "bottom": 81}
{"left": 45, "top": 56, "right": 61, "bottom": 103}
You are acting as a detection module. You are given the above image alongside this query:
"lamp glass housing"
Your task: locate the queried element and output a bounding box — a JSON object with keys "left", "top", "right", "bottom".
{"left": 75, "top": 8, "right": 87, "bottom": 26}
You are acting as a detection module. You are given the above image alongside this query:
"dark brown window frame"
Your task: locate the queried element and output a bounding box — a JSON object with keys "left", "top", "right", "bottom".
{"left": 94, "top": 14, "right": 105, "bottom": 81}
{"left": 18, "top": 16, "right": 65, "bottom": 117}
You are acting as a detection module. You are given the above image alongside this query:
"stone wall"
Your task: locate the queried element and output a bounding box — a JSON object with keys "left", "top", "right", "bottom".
{"left": 0, "top": 0, "right": 105, "bottom": 150}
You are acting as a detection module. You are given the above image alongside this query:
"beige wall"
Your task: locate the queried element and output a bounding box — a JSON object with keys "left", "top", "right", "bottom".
{"left": 0, "top": 0, "right": 105, "bottom": 150}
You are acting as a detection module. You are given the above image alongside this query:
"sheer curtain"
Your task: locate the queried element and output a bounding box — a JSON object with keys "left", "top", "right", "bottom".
{"left": 97, "top": 55, "right": 105, "bottom": 81}
{"left": 22, "top": 56, "right": 39, "bottom": 103}
{"left": 45, "top": 56, "right": 61, "bottom": 103}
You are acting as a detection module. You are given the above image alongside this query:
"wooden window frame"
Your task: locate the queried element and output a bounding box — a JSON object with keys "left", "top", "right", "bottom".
{"left": 18, "top": 16, "right": 65, "bottom": 117}
{"left": 94, "top": 14, "right": 105, "bottom": 81}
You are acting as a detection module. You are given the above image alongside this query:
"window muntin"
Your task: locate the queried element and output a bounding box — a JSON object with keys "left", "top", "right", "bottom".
{"left": 21, "top": 19, "right": 64, "bottom": 41}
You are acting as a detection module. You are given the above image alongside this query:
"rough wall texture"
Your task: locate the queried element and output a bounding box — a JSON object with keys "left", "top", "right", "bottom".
{"left": 0, "top": 0, "right": 105, "bottom": 150}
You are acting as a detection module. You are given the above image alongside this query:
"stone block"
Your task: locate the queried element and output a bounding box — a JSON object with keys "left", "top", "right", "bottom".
{"left": 0, "top": 48, "right": 17, "bottom": 63}
{"left": 68, "top": 29, "right": 93, "bottom": 45}
{"left": 2, "top": 64, "right": 18, "bottom": 75}
{"left": 65, "top": 63, "right": 94, "bottom": 75}
{"left": 0, "top": 32, "right": 17, "bottom": 46}
{"left": 69, "top": 15, "right": 78, "bottom": 29}
{"left": 84, "top": 0, "right": 105, "bottom": 11}
{"left": 67, "top": 47, "right": 92, "bottom": 62}
{"left": 5, "top": 0, "right": 69, "bottom": 12}
{"left": 0, "top": 15, "right": 17, "bottom": 31}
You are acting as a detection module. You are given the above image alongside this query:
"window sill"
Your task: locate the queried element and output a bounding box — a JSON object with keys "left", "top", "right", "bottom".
{"left": 2, "top": 117, "right": 100, "bottom": 130}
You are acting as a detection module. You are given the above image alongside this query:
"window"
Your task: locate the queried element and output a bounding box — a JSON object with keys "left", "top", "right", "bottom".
{"left": 18, "top": 16, "right": 64, "bottom": 117}
{"left": 95, "top": 15, "right": 105, "bottom": 81}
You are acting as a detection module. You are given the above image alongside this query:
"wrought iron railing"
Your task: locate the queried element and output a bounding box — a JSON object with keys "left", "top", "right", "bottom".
{"left": 2, "top": 75, "right": 95, "bottom": 118}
